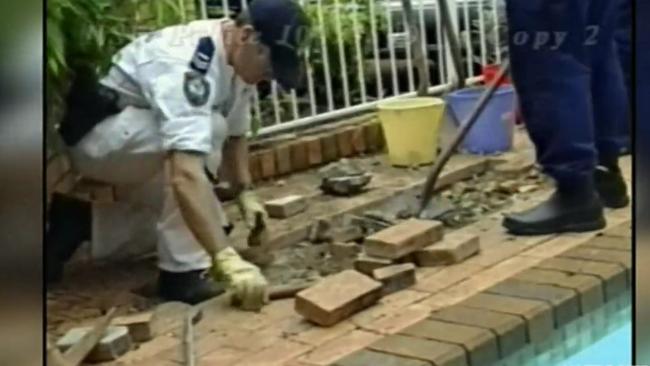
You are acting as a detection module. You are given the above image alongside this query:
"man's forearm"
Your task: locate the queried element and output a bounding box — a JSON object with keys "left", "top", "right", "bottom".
{"left": 167, "top": 152, "right": 229, "bottom": 258}
{"left": 223, "top": 136, "right": 252, "bottom": 191}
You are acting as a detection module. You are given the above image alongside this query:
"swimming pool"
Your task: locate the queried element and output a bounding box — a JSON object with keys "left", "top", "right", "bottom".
{"left": 496, "top": 292, "right": 631, "bottom": 366}
{"left": 559, "top": 321, "right": 631, "bottom": 366}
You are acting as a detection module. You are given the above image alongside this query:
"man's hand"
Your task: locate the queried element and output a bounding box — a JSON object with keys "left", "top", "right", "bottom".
{"left": 212, "top": 247, "right": 269, "bottom": 311}
{"left": 237, "top": 190, "right": 268, "bottom": 230}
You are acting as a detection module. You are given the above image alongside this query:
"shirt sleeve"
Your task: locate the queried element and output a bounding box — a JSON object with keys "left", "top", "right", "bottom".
{"left": 226, "top": 84, "right": 253, "bottom": 137}
{"left": 139, "top": 62, "right": 217, "bottom": 154}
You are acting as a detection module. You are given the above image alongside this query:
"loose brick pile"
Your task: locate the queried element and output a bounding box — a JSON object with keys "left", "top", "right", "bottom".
{"left": 101, "top": 202, "right": 629, "bottom": 365}
{"left": 331, "top": 226, "right": 631, "bottom": 366}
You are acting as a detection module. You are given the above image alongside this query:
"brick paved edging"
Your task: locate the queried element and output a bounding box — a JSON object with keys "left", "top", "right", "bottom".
{"left": 249, "top": 117, "right": 384, "bottom": 183}
{"left": 330, "top": 221, "right": 631, "bottom": 366}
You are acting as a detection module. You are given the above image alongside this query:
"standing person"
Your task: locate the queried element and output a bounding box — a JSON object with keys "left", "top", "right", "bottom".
{"left": 502, "top": 0, "right": 629, "bottom": 235}
{"left": 46, "top": 0, "right": 310, "bottom": 309}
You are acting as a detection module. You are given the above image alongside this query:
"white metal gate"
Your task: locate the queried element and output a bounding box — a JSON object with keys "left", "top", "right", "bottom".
{"left": 200, "top": 0, "right": 507, "bottom": 137}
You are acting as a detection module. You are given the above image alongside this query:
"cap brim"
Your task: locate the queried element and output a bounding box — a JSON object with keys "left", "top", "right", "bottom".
{"left": 270, "top": 45, "right": 302, "bottom": 90}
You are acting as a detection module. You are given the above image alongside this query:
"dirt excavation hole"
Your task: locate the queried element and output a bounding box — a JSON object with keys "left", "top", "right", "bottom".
{"left": 47, "top": 160, "right": 549, "bottom": 337}
{"left": 263, "top": 166, "right": 550, "bottom": 287}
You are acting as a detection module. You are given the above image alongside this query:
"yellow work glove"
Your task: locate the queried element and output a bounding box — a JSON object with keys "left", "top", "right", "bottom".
{"left": 236, "top": 190, "right": 268, "bottom": 230}
{"left": 212, "top": 247, "right": 269, "bottom": 311}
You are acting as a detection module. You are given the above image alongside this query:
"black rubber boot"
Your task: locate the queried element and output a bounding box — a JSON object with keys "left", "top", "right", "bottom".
{"left": 158, "top": 270, "right": 226, "bottom": 305}
{"left": 46, "top": 194, "right": 91, "bottom": 285}
{"left": 502, "top": 184, "right": 606, "bottom": 235}
{"left": 595, "top": 166, "right": 629, "bottom": 208}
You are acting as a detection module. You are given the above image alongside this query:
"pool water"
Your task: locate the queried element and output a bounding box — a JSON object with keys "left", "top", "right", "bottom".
{"left": 496, "top": 292, "right": 631, "bottom": 366}
{"left": 559, "top": 321, "right": 631, "bottom": 366}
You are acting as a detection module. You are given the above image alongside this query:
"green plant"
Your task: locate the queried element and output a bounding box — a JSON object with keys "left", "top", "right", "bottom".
{"left": 304, "top": 0, "right": 385, "bottom": 106}
{"left": 47, "top": 0, "right": 196, "bottom": 129}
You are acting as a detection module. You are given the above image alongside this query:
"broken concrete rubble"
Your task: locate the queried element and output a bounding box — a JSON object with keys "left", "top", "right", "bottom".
{"left": 57, "top": 326, "right": 132, "bottom": 363}
{"left": 329, "top": 242, "right": 361, "bottom": 260}
{"left": 332, "top": 225, "right": 365, "bottom": 243}
{"left": 319, "top": 159, "right": 373, "bottom": 196}
{"left": 309, "top": 219, "right": 334, "bottom": 243}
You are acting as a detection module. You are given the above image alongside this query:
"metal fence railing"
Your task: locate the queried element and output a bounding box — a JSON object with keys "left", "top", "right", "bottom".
{"left": 203, "top": 0, "right": 507, "bottom": 138}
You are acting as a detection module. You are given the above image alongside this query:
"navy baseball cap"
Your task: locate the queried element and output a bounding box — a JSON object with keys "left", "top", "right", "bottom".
{"left": 248, "top": 0, "right": 310, "bottom": 90}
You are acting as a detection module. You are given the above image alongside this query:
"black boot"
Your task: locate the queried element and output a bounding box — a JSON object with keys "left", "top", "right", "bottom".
{"left": 595, "top": 166, "right": 629, "bottom": 208}
{"left": 46, "top": 194, "right": 91, "bottom": 285}
{"left": 502, "top": 183, "right": 606, "bottom": 235}
{"left": 158, "top": 270, "right": 225, "bottom": 305}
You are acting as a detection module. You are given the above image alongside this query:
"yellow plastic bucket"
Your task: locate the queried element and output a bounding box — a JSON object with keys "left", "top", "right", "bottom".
{"left": 377, "top": 97, "right": 446, "bottom": 166}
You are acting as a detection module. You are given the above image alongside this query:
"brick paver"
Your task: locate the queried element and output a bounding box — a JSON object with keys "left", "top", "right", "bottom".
{"left": 429, "top": 305, "right": 526, "bottom": 358}
{"left": 535, "top": 257, "right": 628, "bottom": 300}
{"left": 333, "top": 349, "right": 431, "bottom": 366}
{"left": 320, "top": 133, "right": 339, "bottom": 163}
{"left": 200, "top": 347, "right": 247, "bottom": 366}
{"left": 485, "top": 279, "right": 579, "bottom": 328}
{"left": 460, "top": 293, "right": 555, "bottom": 344}
{"left": 415, "top": 232, "right": 480, "bottom": 266}
{"left": 414, "top": 262, "right": 484, "bottom": 294}
{"left": 358, "top": 304, "right": 430, "bottom": 335}
{"left": 513, "top": 268, "right": 604, "bottom": 315}
{"left": 305, "top": 136, "right": 323, "bottom": 167}
{"left": 260, "top": 149, "right": 277, "bottom": 179}
{"left": 600, "top": 220, "right": 631, "bottom": 238}
{"left": 298, "top": 330, "right": 382, "bottom": 366}
{"left": 365, "top": 219, "right": 444, "bottom": 260}
{"left": 400, "top": 319, "right": 499, "bottom": 366}
{"left": 336, "top": 128, "right": 355, "bottom": 157}
{"left": 291, "top": 139, "right": 310, "bottom": 171}
{"left": 289, "top": 321, "right": 357, "bottom": 347}
{"left": 275, "top": 144, "right": 292, "bottom": 175}
{"left": 368, "top": 334, "right": 467, "bottom": 366}
{"left": 372, "top": 263, "right": 416, "bottom": 296}
{"left": 561, "top": 246, "right": 631, "bottom": 284}
{"left": 353, "top": 254, "right": 393, "bottom": 276}
{"left": 295, "top": 270, "right": 382, "bottom": 326}
{"left": 583, "top": 235, "right": 631, "bottom": 251}
{"left": 232, "top": 339, "right": 313, "bottom": 366}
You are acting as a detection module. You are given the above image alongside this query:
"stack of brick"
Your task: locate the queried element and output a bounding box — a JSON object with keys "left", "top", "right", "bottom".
{"left": 414, "top": 232, "right": 480, "bottom": 267}
{"left": 353, "top": 220, "right": 443, "bottom": 273}
{"left": 354, "top": 219, "right": 444, "bottom": 295}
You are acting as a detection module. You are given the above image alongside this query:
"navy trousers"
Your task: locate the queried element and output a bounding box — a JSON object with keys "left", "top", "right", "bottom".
{"left": 505, "top": 0, "right": 627, "bottom": 186}
{"left": 639, "top": 0, "right": 650, "bottom": 152}
{"left": 615, "top": 0, "right": 631, "bottom": 149}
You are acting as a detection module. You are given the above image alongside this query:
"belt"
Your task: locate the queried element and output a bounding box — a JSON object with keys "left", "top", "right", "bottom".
{"left": 58, "top": 82, "right": 122, "bottom": 147}
{"left": 58, "top": 66, "right": 148, "bottom": 147}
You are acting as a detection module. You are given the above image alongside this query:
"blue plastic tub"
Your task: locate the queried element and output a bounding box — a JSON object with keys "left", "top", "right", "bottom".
{"left": 446, "top": 86, "right": 516, "bottom": 155}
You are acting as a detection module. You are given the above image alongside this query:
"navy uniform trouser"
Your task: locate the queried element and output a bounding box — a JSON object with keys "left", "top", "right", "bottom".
{"left": 505, "top": 0, "right": 627, "bottom": 187}
{"left": 615, "top": 0, "right": 631, "bottom": 148}
{"left": 639, "top": 0, "right": 650, "bottom": 151}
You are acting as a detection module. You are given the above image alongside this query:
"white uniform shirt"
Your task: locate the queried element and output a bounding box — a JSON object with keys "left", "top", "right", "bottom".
{"left": 90, "top": 19, "right": 253, "bottom": 181}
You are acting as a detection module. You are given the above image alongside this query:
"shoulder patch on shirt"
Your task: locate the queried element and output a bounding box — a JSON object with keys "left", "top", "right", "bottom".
{"left": 189, "top": 36, "right": 215, "bottom": 75}
{"left": 183, "top": 71, "right": 211, "bottom": 107}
